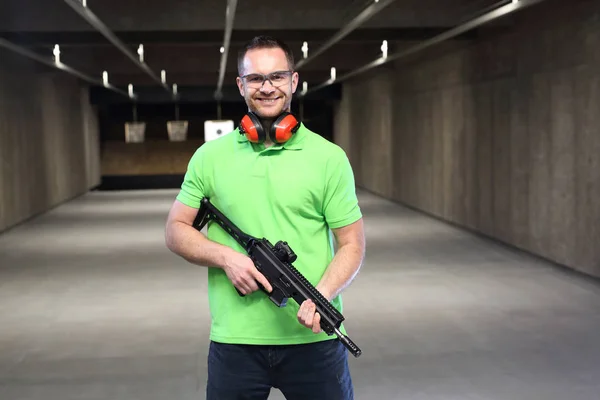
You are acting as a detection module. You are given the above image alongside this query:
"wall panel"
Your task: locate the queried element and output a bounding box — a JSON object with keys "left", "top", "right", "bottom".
{"left": 0, "top": 52, "right": 100, "bottom": 232}
{"left": 335, "top": 0, "right": 600, "bottom": 277}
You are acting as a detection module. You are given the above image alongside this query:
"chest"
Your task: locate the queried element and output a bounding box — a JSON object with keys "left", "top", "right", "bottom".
{"left": 209, "top": 150, "right": 325, "bottom": 224}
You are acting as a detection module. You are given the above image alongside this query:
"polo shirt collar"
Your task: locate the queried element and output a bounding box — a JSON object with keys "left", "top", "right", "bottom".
{"left": 236, "top": 122, "right": 307, "bottom": 151}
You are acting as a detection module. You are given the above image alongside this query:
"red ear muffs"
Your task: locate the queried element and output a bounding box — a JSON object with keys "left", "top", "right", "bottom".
{"left": 271, "top": 112, "right": 300, "bottom": 143}
{"left": 239, "top": 111, "right": 300, "bottom": 144}
{"left": 239, "top": 112, "right": 265, "bottom": 143}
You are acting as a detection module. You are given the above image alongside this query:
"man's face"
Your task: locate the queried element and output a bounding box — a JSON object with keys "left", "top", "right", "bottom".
{"left": 236, "top": 47, "right": 299, "bottom": 119}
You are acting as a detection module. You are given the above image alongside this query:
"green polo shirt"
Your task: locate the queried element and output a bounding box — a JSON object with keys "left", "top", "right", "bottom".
{"left": 176, "top": 122, "right": 362, "bottom": 345}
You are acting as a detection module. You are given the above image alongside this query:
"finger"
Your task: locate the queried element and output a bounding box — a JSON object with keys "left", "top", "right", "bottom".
{"left": 298, "top": 301, "right": 311, "bottom": 326}
{"left": 302, "top": 301, "right": 315, "bottom": 327}
{"left": 238, "top": 279, "right": 253, "bottom": 295}
{"left": 309, "top": 304, "right": 318, "bottom": 329}
{"left": 246, "top": 278, "right": 259, "bottom": 293}
{"left": 254, "top": 271, "right": 272, "bottom": 293}
{"left": 312, "top": 312, "right": 321, "bottom": 334}
{"left": 297, "top": 302, "right": 306, "bottom": 323}
{"left": 307, "top": 300, "right": 316, "bottom": 319}
{"left": 236, "top": 284, "right": 247, "bottom": 295}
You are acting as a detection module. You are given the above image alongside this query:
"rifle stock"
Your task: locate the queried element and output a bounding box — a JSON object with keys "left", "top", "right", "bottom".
{"left": 192, "top": 197, "right": 362, "bottom": 358}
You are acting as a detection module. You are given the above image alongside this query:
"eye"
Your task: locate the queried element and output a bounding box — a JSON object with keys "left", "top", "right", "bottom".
{"left": 270, "top": 73, "right": 285, "bottom": 81}
{"left": 246, "top": 75, "right": 263, "bottom": 83}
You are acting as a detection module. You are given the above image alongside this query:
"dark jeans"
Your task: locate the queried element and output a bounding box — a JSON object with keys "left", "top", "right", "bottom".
{"left": 206, "top": 338, "right": 354, "bottom": 400}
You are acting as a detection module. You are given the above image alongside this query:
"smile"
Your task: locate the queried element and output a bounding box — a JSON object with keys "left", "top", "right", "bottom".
{"left": 257, "top": 97, "right": 280, "bottom": 103}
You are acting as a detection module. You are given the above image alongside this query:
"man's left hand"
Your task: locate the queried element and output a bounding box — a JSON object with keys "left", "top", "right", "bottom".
{"left": 297, "top": 299, "right": 322, "bottom": 333}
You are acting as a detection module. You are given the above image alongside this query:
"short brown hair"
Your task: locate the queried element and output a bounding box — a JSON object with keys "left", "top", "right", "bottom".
{"left": 237, "top": 35, "right": 295, "bottom": 76}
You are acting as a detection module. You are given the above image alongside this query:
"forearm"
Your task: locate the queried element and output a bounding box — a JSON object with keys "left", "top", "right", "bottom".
{"left": 316, "top": 243, "right": 364, "bottom": 301}
{"left": 165, "top": 220, "right": 235, "bottom": 269}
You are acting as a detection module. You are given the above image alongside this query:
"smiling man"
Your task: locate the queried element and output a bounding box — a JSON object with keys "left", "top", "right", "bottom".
{"left": 165, "top": 35, "right": 365, "bottom": 399}
{"left": 235, "top": 39, "right": 297, "bottom": 144}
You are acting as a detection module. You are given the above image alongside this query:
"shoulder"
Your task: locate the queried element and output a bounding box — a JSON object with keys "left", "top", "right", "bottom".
{"left": 300, "top": 127, "right": 351, "bottom": 176}
{"left": 301, "top": 125, "right": 349, "bottom": 161}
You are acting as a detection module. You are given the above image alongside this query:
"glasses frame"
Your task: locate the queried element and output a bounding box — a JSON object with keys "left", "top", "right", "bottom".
{"left": 240, "top": 70, "right": 295, "bottom": 88}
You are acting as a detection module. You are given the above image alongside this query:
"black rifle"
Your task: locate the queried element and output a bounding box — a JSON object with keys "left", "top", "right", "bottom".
{"left": 192, "top": 197, "right": 362, "bottom": 358}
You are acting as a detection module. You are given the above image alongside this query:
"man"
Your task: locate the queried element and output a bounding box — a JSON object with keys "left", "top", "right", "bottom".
{"left": 165, "top": 35, "right": 365, "bottom": 399}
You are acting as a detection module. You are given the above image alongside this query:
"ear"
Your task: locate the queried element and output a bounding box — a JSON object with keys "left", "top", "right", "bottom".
{"left": 236, "top": 76, "right": 245, "bottom": 96}
{"left": 291, "top": 71, "right": 299, "bottom": 94}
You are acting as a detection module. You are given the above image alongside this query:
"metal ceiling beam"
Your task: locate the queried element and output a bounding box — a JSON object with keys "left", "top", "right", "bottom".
{"left": 294, "top": 0, "right": 398, "bottom": 70}
{"left": 215, "top": 0, "right": 238, "bottom": 101}
{"left": 63, "top": 0, "right": 170, "bottom": 92}
{"left": 298, "top": 0, "right": 549, "bottom": 97}
{"left": 0, "top": 38, "right": 129, "bottom": 98}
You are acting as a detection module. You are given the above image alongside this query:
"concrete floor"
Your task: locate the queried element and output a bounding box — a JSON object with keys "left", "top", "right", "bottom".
{"left": 1, "top": 189, "right": 600, "bottom": 400}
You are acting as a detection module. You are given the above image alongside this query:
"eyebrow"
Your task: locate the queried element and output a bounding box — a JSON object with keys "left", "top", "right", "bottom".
{"left": 242, "top": 70, "right": 291, "bottom": 76}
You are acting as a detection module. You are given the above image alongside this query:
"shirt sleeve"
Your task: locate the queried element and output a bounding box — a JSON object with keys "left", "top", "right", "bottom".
{"left": 322, "top": 148, "right": 362, "bottom": 229}
{"left": 176, "top": 146, "right": 207, "bottom": 209}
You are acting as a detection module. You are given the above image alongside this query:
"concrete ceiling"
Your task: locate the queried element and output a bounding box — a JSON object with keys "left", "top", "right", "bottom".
{"left": 0, "top": 0, "right": 508, "bottom": 99}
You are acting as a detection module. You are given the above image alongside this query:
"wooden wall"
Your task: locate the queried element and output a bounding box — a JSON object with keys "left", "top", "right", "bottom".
{"left": 100, "top": 140, "right": 204, "bottom": 176}
{"left": 335, "top": 0, "right": 600, "bottom": 277}
{"left": 96, "top": 100, "right": 336, "bottom": 179}
{"left": 0, "top": 51, "right": 101, "bottom": 233}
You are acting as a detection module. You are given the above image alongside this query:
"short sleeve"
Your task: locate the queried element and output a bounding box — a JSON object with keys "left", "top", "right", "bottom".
{"left": 322, "top": 148, "right": 362, "bottom": 229}
{"left": 176, "top": 146, "right": 207, "bottom": 209}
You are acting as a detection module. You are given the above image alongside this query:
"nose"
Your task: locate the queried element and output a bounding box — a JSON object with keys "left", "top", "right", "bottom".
{"left": 260, "top": 79, "right": 275, "bottom": 92}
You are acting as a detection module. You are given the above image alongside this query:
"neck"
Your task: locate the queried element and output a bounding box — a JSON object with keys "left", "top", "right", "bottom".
{"left": 258, "top": 116, "right": 275, "bottom": 147}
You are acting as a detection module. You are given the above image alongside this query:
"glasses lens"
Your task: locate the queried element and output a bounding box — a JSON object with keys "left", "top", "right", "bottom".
{"left": 267, "top": 71, "right": 291, "bottom": 85}
{"left": 244, "top": 74, "right": 265, "bottom": 87}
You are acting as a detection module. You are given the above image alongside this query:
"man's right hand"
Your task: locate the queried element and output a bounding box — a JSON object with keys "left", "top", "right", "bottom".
{"left": 223, "top": 252, "right": 273, "bottom": 295}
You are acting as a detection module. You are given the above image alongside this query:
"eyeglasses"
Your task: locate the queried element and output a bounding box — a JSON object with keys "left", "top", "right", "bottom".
{"left": 240, "top": 70, "right": 293, "bottom": 88}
